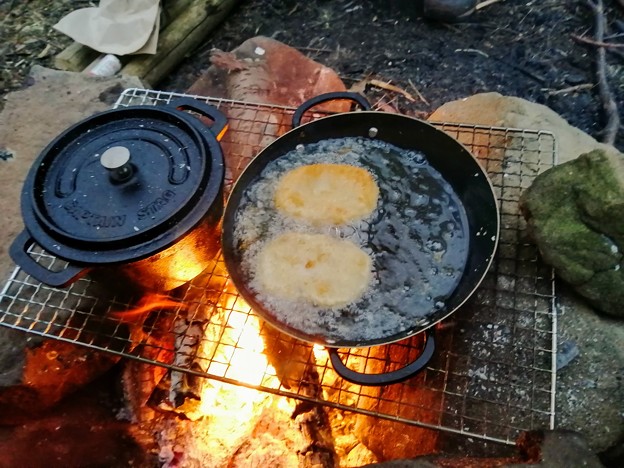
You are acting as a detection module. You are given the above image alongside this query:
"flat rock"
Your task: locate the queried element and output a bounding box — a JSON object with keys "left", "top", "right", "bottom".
{"left": 429, "top": 92, "right": 624, "bottom": 452}
{"left": 554, "top": 286, "right": 624, "bottom": 454}
{"left": 429, "top": 92, "right": 616, "bottom": 164}
{"left": 0, "top": 66, "right": 143, "bottom": 422}
{"left": 362, "top": 430, "right": 603, "bottom": 467}
{"left": 0, "top": 65, "right": 143, "bottom": 284}
{"left": 0, "top": 335, "right": 120, "bottom": 423}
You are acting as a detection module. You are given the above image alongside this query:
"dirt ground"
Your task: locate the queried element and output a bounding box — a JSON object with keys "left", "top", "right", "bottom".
{"left": 162, "top": 0, "right": 624, "bottom": 151}
{"left": 1, "top": 1, "right": 623, "bottom": 151}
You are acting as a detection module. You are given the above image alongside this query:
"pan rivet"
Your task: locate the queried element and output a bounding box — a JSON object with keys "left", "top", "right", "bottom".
{"left": 296, "top": 144, "right": 305, "bottom": 152}
{"left": 368, "top": 127, "right": 378, "bottom": 138}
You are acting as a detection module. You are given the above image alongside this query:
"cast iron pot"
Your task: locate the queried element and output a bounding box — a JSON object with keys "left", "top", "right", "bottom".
{"left": 10, "top": 98, "right": 226, "bottom": 292}
{"left": 222, "top": 92, "right": 500, "bottom": 386}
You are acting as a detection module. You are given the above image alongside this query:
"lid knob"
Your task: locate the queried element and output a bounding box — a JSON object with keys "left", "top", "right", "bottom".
{"left": 100, "top": 146, "right": 133, "bottom": 182}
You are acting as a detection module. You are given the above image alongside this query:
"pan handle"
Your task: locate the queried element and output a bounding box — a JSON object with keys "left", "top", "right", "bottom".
{"left": 9, "top": 230, "right": 87, "bottom": 287}
{"left": 327, "top": 330, "right": 435, "bottom": 386}
{"left": 169, "top": 98, "right": 228, "bottom": 141}
{"left": 292, "top": 92, "right": 372, "bottom": 128}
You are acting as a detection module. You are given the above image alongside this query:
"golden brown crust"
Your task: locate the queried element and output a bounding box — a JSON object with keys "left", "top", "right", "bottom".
{"left": 274, "top": 163, "right": 379, "bottom": 225}
{"left": 255, "top": 232, "right": 372, "bottom": 307}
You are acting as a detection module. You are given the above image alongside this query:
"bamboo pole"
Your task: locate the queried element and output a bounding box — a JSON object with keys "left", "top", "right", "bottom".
{"left": 53, "top": 0, "right": 194, "bottom": 72}
{"left": 121, "top": 0, "right": 242, "bottom": 86}
{"left": 54, "top": 42, "right": 100, "bottom": 72}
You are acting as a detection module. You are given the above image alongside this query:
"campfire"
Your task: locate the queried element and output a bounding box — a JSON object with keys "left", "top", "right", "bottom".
{"left": 0, "top": 87, "right": 558, "bottom": 466}
{"left": 3, "top": 0, "right": 624, "bottom": 461}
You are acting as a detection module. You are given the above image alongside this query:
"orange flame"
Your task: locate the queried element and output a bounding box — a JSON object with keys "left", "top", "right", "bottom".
{"left": 110, "top": 293, "right": 187, "bottom": 322}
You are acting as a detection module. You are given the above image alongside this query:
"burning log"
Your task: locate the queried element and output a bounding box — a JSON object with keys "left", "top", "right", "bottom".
{"left": 142, "top": 317, "right": 210, "bottom": 419}
{"left": 294, "top": 367, "right": 337, "bottom": 468}
{"left": 330, "top": 338, "right": 442, "bottom": 461}
{"left": 188, "top": 36, "right": 353, "bottom": 180}
{"left": 187, "top": 36, "right": 351, "bottom": 108}
{"left": 262, "top": 328, "right": 337, "bottom": 466}
{"left": 122, "top": 254, "right": 231, "bottom": 422}
{"left": 169, "top": 319, "right": 206, "bottom": 407}
{"left": 118, "top": 302, "right": 179, "bottom": 422}
{"left": 142, "top": 319, "right": 207, "bottom": 419}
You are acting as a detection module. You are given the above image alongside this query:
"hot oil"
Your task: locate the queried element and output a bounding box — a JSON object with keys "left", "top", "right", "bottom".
{"left": 233, "top": 137, "right": 469, "bottom": 344}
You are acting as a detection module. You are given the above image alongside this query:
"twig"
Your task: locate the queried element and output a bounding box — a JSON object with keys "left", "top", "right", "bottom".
{"left": 369, "top": 78, "right": 416, "bottom": 102}
{"left": 295, "top": 46, "right": 332, "bottom": 54}
{"left": 545, "top": 83, "right": 594, "bottom": 95}
{"left": 573, "top": 34, "right": 624, "bottom": 60}
{"left": 408, "top": 78, "right": 430, "bottom": 106}
{"left": 584, "top": 0, "right": 620, "bottom": 145}
{"left": 476, "top": 0, "right": 504, "bottom": 10}
{"left": 371, "top": 94, "right": 399, "bottom": 113}
{"left": 571, "top": 33, "right": 624, "bottom": 48}
{"left": 455, "top": 48, "right": 490, "bottom": 58}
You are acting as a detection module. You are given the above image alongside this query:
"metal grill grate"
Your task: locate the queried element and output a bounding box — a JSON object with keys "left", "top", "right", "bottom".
{"left": 0, "top": 88, "right": 557, "bottom": 445}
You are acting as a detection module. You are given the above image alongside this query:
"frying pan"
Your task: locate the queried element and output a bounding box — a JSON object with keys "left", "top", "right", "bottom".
{"left": 222, "top": 92, "right": 499, "bottom": 385}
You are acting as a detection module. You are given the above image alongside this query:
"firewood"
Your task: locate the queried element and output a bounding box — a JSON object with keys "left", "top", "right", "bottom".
{"left": 294, "top": 366, "right": 337, "bottom": 468}
{"left": 168, "top": 319, "right": 206, "bottom": 407}
{"left": 54, "top": 42, "right": 100, "bottom": 72}
{"left": 121, "top": 0, "right": 243, "bottom": 86}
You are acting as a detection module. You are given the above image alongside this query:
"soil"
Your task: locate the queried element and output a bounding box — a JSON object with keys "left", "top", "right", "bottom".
{"left": 1, "top": 1, "right": 623, "bottom": 150}
{"left": 0, "top": 1, "right": 90, "bottom": 94}
{"left": 160, "top": 0, "right": 624, "bottom": 152}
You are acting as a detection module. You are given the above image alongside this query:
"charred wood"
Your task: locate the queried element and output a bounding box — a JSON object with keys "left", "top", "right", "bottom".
{"left": 294, "top": 366, "right": 337, "bottom": 468}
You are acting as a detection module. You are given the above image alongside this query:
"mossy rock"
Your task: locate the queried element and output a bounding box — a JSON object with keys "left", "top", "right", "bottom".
{"left": 520, "top": 149, "right": 624, "bottom": 318}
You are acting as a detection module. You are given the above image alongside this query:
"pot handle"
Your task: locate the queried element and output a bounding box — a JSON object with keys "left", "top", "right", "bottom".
{"left": 169, "top": 98, "right": 228, "bottom": 141}
{"left": 292, "top": 92, "right": 372, "bottom": 128}
{"left": 327, "top": 329, "right": 435, "bottom": 386}
{"left": 9, "top": 230, "right": 87, "bottom": 287}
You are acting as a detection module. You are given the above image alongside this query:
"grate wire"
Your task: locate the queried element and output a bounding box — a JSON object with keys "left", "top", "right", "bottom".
{"left": 0, "top": 88, "right": 557, "bottom": 445}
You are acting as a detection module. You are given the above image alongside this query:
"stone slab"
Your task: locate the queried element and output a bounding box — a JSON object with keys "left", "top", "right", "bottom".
{"left": 0, "top": 65, "right": 143, "bottom": 285}
{"left": 0, "top": 66, "right": 143, "bottom": 421}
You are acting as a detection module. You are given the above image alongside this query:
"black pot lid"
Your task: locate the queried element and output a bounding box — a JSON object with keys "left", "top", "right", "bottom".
{"left": 23, "top": 105, "right": 224, "bottom": 263}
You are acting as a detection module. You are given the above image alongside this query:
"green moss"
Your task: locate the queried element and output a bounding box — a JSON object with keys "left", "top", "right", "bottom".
{"left": 520, "top": 149, "right": 624, "bottom": 317}
{"left": 574, "top": 151, "right": 624, "bottom": 246}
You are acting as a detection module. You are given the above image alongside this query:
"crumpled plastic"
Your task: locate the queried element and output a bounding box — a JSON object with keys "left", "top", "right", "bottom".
{"left": 53, "top": 0, "right": 160, "bottom": 55}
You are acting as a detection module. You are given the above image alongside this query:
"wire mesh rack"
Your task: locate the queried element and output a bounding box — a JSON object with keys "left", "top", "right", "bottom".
{"left": 0, "top": 88, "right": 557, "bottom": 445}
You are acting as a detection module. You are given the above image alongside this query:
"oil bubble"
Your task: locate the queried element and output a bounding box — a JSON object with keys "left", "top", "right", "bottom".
{"left": 426, "top": 238, "right": 447, "bottom": 253}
